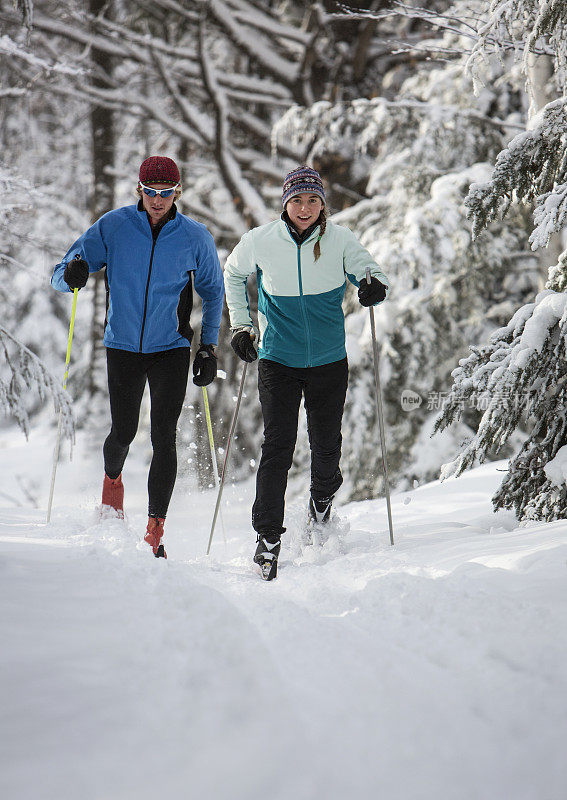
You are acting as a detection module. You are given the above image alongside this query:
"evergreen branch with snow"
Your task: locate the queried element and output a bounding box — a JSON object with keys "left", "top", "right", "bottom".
{"left": 464, "top": 99, "right": 567, "bottom": 241}
{"left": 436, "top": 251, "right": 567, "bottom": 520}
{"left": 531, "top": 183, "right": 567, "bottom": 250}
{"left": 0, "top": 325, "right": 75, "bottom": 442}
{"left": 466, "top": 0, "right": 564, "bottom": 91}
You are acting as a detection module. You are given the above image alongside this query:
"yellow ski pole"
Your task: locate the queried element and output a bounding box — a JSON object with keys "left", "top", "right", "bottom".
{"left": 202, "top": 386, "right": 226, "bottom": 544}
{"left": 46, "top": 288, "right": 78, "bottom": 523}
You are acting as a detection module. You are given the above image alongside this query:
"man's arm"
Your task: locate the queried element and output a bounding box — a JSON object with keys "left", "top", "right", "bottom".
{"left": 51, "top": 217, "right": 109, "bottom": 292}
{"left": 193, "top": 230, "right": 225, "bottom": 346}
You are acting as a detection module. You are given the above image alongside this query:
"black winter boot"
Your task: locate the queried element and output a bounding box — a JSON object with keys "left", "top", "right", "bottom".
{"left": 253, "top": 530, "right": 283, "bottom": 581}
{"left": 308, "top": 495, "right": 333, "bottom": 525}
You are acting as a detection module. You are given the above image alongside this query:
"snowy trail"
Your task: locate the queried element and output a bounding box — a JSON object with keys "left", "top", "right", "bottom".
{"left": 1, "top": 437, "right": 566, "bottom": 800}
{"left": 194, "top": 520, "right": 566, "bottom": 800}
{"left": 2, "top": 518, "right": 321, "bottom": 800}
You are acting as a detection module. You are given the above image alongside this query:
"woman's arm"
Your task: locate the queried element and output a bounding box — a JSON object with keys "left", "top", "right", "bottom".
{"left": 342, "top": 227, "right": 389, "bottom": 297}
{"left": 223, "top": 231, "right": 256, "bottom": 329}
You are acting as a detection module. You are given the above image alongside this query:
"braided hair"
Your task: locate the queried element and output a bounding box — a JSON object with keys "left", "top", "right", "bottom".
{"left": 314, "top": 208, "right": 327, "bottom": 262}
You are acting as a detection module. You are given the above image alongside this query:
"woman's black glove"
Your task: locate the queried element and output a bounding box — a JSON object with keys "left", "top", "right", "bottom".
{"left": 231, "top": 327, "right": 258, "bottom": 362}
{"left": 358, "top": 276, "right": 387, "bottom": 307}
{"left": 63, "top": 256, "right": 90, "bottom": 290}
{"left": 192, "top": 343, "right": 217, "bottom": 386}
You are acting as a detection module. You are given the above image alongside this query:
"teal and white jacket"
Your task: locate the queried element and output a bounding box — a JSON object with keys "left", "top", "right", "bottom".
{"left": 224, "top": 217, "right": 389, "bottom": 368}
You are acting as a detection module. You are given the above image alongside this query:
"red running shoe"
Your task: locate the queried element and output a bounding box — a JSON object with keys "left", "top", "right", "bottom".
{"left": 101, "top": 473, "right": 124, "bottom": 518}
{"left": 144, "top": 516, "right": 167, "bottom": 558}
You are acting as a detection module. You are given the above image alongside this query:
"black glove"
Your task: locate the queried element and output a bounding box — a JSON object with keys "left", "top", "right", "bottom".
{"left": 192, "top": 342, "right": 217, "bottom": 386}
{"left": 358, "top": 276, "right": 387, "bottom": 307}
{"left": 231, "top": 327, "right": 258, "bottom": 363}
{"left": 63, "top": 256, "right": 90, "bottom": 290}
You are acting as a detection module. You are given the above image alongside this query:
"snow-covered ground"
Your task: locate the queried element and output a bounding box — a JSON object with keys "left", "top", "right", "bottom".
{"left": 1, "top": 424, "right": 566, "bottom": 800}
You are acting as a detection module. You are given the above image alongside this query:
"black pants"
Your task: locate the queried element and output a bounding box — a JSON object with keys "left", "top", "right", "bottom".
{"left": 252, "top": 357, "right": 348, "bottom": 533}
{"left": 103, "top": 347, "right": 190, "bottom": 518}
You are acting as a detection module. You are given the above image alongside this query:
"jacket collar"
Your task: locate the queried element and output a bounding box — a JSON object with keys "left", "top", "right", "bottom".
{"left": 137, "top": 200, "right": 178, "bottom": 234}
{"left": 280, "top": 210, "right": 321, "bottom": 245}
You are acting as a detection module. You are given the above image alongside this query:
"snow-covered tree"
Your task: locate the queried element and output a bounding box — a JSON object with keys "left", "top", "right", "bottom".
{"left": 4, "top": 0, "right": 422, "bottom": 482}
{"left": 0, "top": 12, "right": 94, "bottom": 432}
{"left": 0, "top": 169, "right": 74, "bottom": 440}
{"left": 435, "top": 1, "right": 567, "bottom": 520}
{"left": 3, "top": 0, "right": 551, "bottom": 504}
{"left": 5, "top": 0, "right": 478, "bottom": 486}
{"left": 274, "top": 35, "right": 538, "bottom": 497}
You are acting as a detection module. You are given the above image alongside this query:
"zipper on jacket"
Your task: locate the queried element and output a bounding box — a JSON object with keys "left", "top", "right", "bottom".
{"left": 139, "top": 236, "right": 158, "bottom": 352}
{"left": 296, "top": 243, "right": 313, "bottom": 367}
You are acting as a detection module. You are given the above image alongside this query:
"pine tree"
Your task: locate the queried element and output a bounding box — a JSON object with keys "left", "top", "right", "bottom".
{"left": 435, "top": 1, "right": 567, "bottom": 520}
{"left": 0, "top": 170, "right": 74, "bottom": 440}
{"left": 274, "top": 27, "right": 537, "bottom": 496}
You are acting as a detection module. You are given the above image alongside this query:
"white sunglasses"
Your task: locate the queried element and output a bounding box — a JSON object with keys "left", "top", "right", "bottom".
{"left": 139, "top": 181, "right": 180, "bottom": 198}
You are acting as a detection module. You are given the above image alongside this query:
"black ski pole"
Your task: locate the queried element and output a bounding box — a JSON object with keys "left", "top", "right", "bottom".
{"left": 206, "top": 362, "right": 248, "bottom": 555}
{"left": 366, "top": 267, "right": 394, "bottom": 545}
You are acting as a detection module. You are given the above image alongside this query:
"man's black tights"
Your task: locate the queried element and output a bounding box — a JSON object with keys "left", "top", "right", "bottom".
{"left": 103, "top": 347, "right": 190, "bottom": 518}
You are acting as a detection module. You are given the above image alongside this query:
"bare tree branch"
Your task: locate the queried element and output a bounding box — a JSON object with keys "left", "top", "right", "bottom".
{"left": 198, "top": 17, "right": 271, "bottom": 229}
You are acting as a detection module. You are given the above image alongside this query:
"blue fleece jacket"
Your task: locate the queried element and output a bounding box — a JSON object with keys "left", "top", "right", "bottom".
{"left": 52, "top": 204, "right": 224, "bottom": 353}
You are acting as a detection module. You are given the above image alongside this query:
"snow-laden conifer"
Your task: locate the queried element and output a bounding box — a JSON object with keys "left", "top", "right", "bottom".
{"left": 0, "top": 167, "right": 74, "bottom": 441}
{"left": 437, "top": 0, "right": 567, "bottom": 520}
{"left": 436, "top": 254, "right": 567, "bottom": 520}
{"left": 0, "top": 324, "right": 74, "bottom": 441}
{"left": 274, "top": 50, "right": 537, "bottom": 496}
{"left": 465, "top": 99, "right": 567, "bottom": 244}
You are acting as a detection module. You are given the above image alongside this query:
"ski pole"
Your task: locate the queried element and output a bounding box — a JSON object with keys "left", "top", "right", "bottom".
{"left": 202, "top": 385, "right": 227, "bottom": 544}
{"left": 47, "top": 288, "right": 78, "bottom": 523}
{"left": 206, "top": 362, "right": 248, "bottom": 555}
{"left": 366, "top": 267, "right": 394, "bottom": 546}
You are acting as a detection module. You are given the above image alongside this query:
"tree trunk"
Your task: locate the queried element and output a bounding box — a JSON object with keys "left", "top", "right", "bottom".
{"left": 87, "top": 0, "right": 116, "bottom": 411}
{"left": 352, "top": 0, "right": 384, "bottom": 82}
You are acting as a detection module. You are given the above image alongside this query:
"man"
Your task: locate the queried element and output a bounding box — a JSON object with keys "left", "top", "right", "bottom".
{"left": 52, "top": 156, "right": 224, "bottom": 558}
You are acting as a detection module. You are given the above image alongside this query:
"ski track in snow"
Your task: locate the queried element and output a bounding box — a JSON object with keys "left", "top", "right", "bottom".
{"left": 1, "top": 432, "right": 566, "bottom": 800}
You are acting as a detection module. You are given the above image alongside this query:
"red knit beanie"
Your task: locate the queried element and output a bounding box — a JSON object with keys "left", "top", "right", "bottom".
{"left": 139, "top": 156, "right": 180, "bottom": 186}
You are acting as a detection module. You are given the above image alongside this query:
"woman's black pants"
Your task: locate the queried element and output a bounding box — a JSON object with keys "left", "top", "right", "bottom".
{"left": 252, "top": 357, "right": 348, "bottom": 534}
{"left": 103, "top": 347, "right": 190, "bottom": 518}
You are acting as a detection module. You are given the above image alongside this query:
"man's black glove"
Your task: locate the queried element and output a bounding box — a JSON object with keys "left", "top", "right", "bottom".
{"left": 63, "top": 256, "right": 90, "bottom": 290}
{"left": 358, "top": 276, "right": 387, "bottom": 307}
{"left": 231, "top": 327, "right": 258, "bottom": 363}
{"left": 193, "top": 343, "right": 218, "bottom": 386}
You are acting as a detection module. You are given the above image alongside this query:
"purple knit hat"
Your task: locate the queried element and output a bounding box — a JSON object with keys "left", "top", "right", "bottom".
{"left": 282, "top": 166, "right": 325, "bottom": 207}
{"left": 139, "top": 156, "right": 180, "bottom": 186}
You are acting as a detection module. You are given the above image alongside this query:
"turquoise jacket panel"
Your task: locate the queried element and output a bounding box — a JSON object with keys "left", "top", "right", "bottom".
{"left": 224, "top": 218, "right": 389, "bottom": 368}
{"left": 52, "top": 204, "right": 224, "bottom": 352}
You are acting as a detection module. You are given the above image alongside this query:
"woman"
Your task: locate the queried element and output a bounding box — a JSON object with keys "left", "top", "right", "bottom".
{"left": 52, "top": 156, "right": 224, "bottom": 558}
{"left": 224, "top": 166, "right": 389, "bottom": 579}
